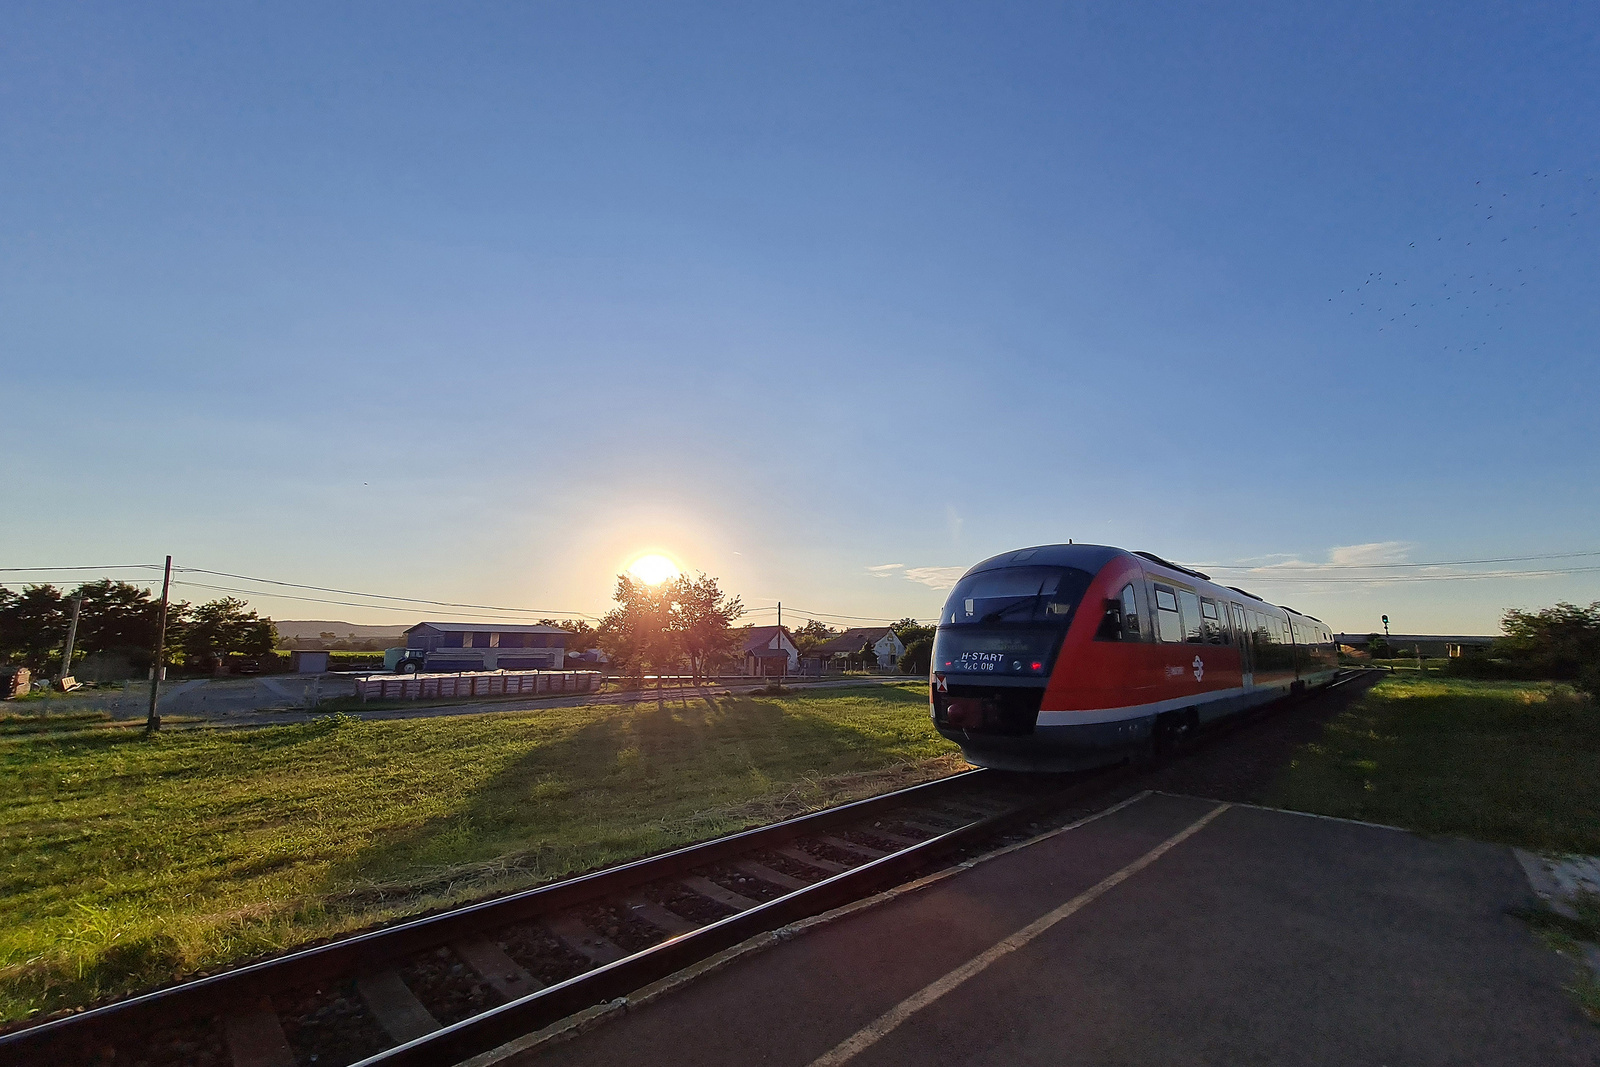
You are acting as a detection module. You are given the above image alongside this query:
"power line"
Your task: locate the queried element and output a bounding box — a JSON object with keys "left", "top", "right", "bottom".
{"left": 0, "top": 564, "right": 159, "bottom": 573}
{"left": 1208, "top": 549, "right": 1600, "bottom": 572}
{"left": 173, "top": 566, "right": 602, "bottom": 620}
{"left": 1224, "top": 566, "right": 1600, "bottom": 584}
{"left": 167, "top": 580, "right": 598, "bottom": 621}
{"left": 752, "top": 603, "right": 938, "bottom": 624}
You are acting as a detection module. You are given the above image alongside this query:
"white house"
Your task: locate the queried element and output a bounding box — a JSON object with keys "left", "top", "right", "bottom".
{"left": 809, "top": 627, "right": 907, "bottom": 672}
{"left": 735, "top": 625, "right": 801, "bottom": 676}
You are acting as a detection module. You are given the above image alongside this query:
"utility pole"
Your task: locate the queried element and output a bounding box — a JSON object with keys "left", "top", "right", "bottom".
{"left": 147, "top": 556, "right": 172, "bottom": 733}
{"left": 59, "top": 595, "right": 83, "bottom": 685}
{"left": 777, "top": 602, "right": 782, "bottom": 631}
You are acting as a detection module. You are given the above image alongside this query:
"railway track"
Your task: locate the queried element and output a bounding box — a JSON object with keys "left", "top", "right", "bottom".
{"left": 5, "top": 672, "right": 1370, "bottom": 1067}
{"left": 1, "top": 766, "right": 1116, "bottom": 1067}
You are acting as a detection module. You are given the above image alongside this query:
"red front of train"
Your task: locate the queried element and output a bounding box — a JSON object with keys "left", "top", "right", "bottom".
{"left": 929, "top": 544, "right": 1338, "bottom": 771}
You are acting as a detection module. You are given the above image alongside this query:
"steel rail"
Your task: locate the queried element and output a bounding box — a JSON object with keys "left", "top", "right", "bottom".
{"left": 0, "top": 767, "right": 1002, "bottom": 1060}
{"left": 1, "top": 673, "right": 1370, "bottom": 1066}
{"left": 354, "top": 766, "right": 1126, "bottom": 1067}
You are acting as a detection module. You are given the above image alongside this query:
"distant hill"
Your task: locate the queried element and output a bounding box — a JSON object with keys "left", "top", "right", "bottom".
{"left": 273, "top": 620, "right": 412, "bottom": 643}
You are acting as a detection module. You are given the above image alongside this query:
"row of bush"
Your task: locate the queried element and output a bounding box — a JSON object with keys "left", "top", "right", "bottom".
{"left": 1441, "top": 601, "right": 1599, "bottom": 697}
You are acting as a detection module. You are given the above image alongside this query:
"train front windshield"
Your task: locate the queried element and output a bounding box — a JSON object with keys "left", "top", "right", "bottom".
{"left": 932, "top": 566, "right": 1095, "bottom": 678}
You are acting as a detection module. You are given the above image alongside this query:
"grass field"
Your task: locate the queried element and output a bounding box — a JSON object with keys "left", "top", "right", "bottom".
{"left": 0, "top": 682, "right": 959, "bottom": 1023}
{"left": 1266, "top": 675, "right": 1600, "bottom": 854}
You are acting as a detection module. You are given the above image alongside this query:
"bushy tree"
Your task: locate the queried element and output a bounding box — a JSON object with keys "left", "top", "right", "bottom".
{"left": 857, "top": 637, "right": 879, "bottom": 671}
{"left": 1496, "top": 601, "right": 1600, "bottom": 682}
{"left": 893, "top": 617, "right": 935, "bottom": 648}
{"left": 899, "top": 636, "right": 933, "bottom": 676}
{"left": 791, "top": 619, "right": 837, "bottom": 655}
{"left": 596, "top": 573, "right": 746, "bottom": 685}
{"left": 0, "top": 585, "right": 69, "bottom": 670}
{"left": 597, "top": 575, "right": 676, "bottom": 685}
{"left": 179, "top": 598, "right": 277, "bottom": 672}
{"left": 71, "top": 580, "right": 170, "bottom": 668}
{"left": 669, "top": 572, "right": 744, "bottom": 684}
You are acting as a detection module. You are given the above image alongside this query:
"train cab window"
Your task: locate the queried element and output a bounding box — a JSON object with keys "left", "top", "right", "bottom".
{"left": 1120, "top": 583, "right": 1142, "bottom": 640}
{"left": 1094, "top": 583, "right": 1144, "bottom": 641}
{"left": 1200, "top": 598, "right": 1227, "bottom": 644}
{"left": 1152, "top": 585, "right": 1183, "bottom": 643}
{"left": 1177, "top": 589, "right": 1205, "bottom": 643}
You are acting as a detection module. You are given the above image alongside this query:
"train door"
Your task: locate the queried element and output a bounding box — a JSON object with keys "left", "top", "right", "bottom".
{"left": 1229, "top": 603, "right": 1253, "bottom": 686}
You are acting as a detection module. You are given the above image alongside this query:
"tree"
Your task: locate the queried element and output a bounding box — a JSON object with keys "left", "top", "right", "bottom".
{"left": 858, "top": 636, "right": 879, "bottom": 672}
{"left": 540, "top": 618, "right": 599, "bottom": 657}
{"left": 1497, "top": 601, "right": 1600, "bottom": 681}
{"left": 0, "top": 585, "right": 68, "bottom": 670}
{"left": 70, "top": 580, "right": 170, "bottom": 669}
{"left": 180, "top": 598, "right": 278, "bottom": 672}
{"left": 900, "top": 637, "right": 933, "bottom": 676}
{"left": 791, "top": 620, "right": 837, "bottom": 655}
{"left": 597, "top": 575, "right": 675, "bottom": 685}
{"left": 893, "top": 617, "right": 935, "bottom": 648}
{"left": 1366, "top": 633, "right": 1391, "bottom": 659}
{"left": 669, "top": 572, "right": 744, "bottom": 684}
{"left": 1, "top": 581, "right": 196, "bottom": 675}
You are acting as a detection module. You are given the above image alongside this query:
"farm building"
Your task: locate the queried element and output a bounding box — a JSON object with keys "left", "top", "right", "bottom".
{"left": 404, "top": 622, "right": 568, "bottom": 672}
{"left": 1334, "top": 633, "right": 1495, "bottom": 658}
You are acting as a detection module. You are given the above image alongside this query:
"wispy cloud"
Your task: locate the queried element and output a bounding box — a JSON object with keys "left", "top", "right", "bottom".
{"left": 866, "top": 563, "right": 904, "bottom": 577}
{"left": 1211, "top": 542, "right": 1424, "bottom": 587}
{"left": 902, "top": 565, "right": 966, "bottom": 590}
{"left": 1327, "top": 541, "right": 1415, "bottom": 567}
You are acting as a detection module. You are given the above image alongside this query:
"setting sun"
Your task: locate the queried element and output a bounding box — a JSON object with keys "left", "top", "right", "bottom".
{"left": 626, "top": 553, "right": 681, "bottom": 586}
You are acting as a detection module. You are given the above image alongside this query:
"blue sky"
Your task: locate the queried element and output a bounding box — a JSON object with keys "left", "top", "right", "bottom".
{"left": 2, "top": 1, "right": 1597, "bottom": 634}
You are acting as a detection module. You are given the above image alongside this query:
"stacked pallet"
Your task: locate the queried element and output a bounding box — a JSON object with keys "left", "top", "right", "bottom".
{"left": 355, "top": 670, "right": 602, "bottom": 702}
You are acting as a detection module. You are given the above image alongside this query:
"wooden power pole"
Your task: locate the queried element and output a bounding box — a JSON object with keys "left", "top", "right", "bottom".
{"left": 147, "top": 555, "right": 172, "bottom": 733}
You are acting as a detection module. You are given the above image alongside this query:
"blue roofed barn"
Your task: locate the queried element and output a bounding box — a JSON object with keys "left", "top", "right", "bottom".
{"left": 404, "top": 622, "right": 568, "bottom": 672}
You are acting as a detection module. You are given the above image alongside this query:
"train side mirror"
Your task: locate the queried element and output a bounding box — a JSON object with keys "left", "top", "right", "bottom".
{"left": 1096, "top": 600, "right": 1123, "bottom": 641}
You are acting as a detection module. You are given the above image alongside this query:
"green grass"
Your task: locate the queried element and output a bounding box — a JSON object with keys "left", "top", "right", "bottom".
{"left": 0, "top": 682, "right": 958, "bottom": 1023}
{"left": 1265, "top": 675, "right": 1600, "bottom": 853}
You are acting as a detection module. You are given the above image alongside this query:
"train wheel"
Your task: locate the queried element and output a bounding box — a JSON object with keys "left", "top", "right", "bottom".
{"left": 1152, "top": 708, "right": 1198, "bottom": 754}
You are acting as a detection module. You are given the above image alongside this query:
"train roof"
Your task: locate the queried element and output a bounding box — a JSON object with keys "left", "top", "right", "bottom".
{"left": 960, "top": 545, "right": 1331, "bottom": 629}
{"left": 961, "top": 543, "right": 1127, "bottom": 577}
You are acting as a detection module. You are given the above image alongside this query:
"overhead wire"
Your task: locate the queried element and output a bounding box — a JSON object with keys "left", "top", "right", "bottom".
{"left": 1207, "top": 549, "right": 1600, "bottom": 571}
{"left": 167, "top": 580, "right": 598, "bottom": 621}
{"left": 0, "top": 564, "right": 160, "bottom": 572}
{"left": 174, "top": 566, "right": 600, "bottom": 619}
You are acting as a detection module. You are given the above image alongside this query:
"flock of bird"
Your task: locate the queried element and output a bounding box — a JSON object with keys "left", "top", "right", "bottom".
{"left": 1327, "top": 170, "right": 1597, "bottom": 354}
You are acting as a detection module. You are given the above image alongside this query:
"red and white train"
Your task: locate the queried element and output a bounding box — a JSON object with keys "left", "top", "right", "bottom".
{"left": 930, "top": 543, "right": 1339, "bottom": 771}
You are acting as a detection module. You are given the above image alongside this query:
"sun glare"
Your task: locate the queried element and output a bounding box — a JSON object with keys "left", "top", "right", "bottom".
{"left": 627, "top": 553, "right": 681, "bottom": 586}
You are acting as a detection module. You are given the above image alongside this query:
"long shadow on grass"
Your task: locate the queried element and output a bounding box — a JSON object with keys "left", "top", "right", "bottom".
{"left": 320, "top": 686, "right": 936, "bottom": 909}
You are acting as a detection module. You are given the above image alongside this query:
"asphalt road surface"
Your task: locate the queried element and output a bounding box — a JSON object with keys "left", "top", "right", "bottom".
{"left": 518, "top": 790, "right": 1599, "bottom": 1066}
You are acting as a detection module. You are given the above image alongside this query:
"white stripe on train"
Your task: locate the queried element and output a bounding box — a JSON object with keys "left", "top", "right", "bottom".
{"left": 1035, "top": 672, "right": 1337, "bottom": 726}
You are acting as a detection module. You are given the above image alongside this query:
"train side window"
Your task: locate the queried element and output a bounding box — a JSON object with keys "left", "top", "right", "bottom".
{"left": 1177, "top": 589, "right": 1204, "bottom": 643}
{"left": 1229, "top": 603, "right": 1247, "bottom": 644}
{"left": 1200, "top": 598, "right": 1226, "bottom": 644}
{"left": 1153, "top": 585, "right": 1183, "bottom": 643}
